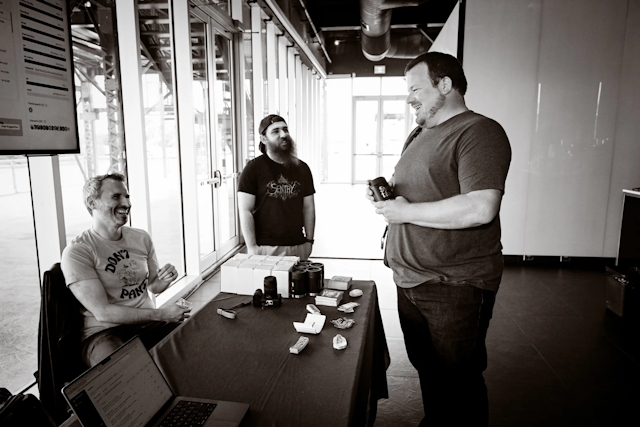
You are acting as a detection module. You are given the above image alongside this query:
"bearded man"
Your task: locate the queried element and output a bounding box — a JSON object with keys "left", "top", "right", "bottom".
{"left": 237, "top": 114, "right": 316, "bottom": 259}
{"left": 366, "top": 52, "right": 512, "bottom": 426}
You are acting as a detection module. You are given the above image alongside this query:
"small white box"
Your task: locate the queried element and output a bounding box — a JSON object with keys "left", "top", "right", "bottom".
{"left": 276, "top": 261, "right": 296, "bottom": 267}
{"left": 237, "top": 263, "right": 258, "bottom": 295}
{"left": 253, "top": 264, "right": 273, "bottom": 292}
{"left": 259, "top": 259, "right": 278, "bottom": 265}
{"left": 233, "top": 253, "right": 251, "bottom": 260}
{"left": 239, "top": 259, "right": 260, "bottom": 267}
{"left": 282, "top": 256, "right": 300, "bottom": 263}
{"left": 266, "top": 256, "right": 283, "bottom": 262}
{"left": 221, "top": 259, "right": 242, "bottom": 293}
{"left": 249, "top": 254, "right": 268, "bottom": 260}
{"left": 271, "top": 263, "right": 293, "bottom": 298}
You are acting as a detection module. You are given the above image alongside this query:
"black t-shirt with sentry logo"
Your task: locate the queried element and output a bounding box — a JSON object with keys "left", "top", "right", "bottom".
{"left": 238, "top": 154, "right": 315, "bottom": 246}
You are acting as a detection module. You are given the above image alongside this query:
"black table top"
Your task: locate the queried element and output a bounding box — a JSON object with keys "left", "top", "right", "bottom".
{"left": 149, "top": 280, "right": 389, "bottom": 427}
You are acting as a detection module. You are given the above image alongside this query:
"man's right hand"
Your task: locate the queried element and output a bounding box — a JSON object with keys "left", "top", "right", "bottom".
{"left": 247, "top": 244, "right": 261, "bottom": 255}
{"left": 365, "top": 177, "right": 395, "bottom": 205}
{"left": 161, "top": 304, "right": 192, "bottom": 323}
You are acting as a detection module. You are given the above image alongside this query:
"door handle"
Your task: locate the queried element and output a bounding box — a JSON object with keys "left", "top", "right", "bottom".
{"left": 207, "top": 170, "right": 222, "bottom": 188}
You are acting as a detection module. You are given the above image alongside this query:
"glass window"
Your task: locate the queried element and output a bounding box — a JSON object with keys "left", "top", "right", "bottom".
{"left": 61, "top": 1, "right": 126, "bottom": 244}
{"left": 212, "top": 32, "right": 237, "bottom": 245}
{"left": 353, "top": 77, "right": 381, "bottom": 96}
{"left": 261, "top": 11, "right": 269, "bottom": 116}
{"left": 381, "top": 76, "right": 407, "bottom": 96}
{"left": 243, "top": 26, "right": 255, "bottom": 160}
{"left": 138, "top": 1, "right": 185, "bottom": 272}
{"left": 0, "top": 156, "right": 39, "bottom": 393}
{"left": 325, "top": 78, "right": 353, "bottom": 182}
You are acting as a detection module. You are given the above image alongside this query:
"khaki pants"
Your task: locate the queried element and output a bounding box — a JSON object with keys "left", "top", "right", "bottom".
{"left": 255, "top": 243, "right": 311, "bottom": 260}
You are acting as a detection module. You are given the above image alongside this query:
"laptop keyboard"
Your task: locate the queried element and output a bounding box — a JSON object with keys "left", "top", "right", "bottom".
{"left": 159, "top": 400, "right": 217, "bottom": 426}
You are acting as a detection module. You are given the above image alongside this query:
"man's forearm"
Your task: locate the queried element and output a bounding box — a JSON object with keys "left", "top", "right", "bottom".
{"left": 94, "top": 304, "right": 165, "bottom": 324}
{"left": 238, "top": 210, "right": 258, "bottom": 247}
{"left": 148, "top": 279, "right": 170, "bottom": 294}
{"left": 403, "top": 192, "right": 501, "bottom": 229}
{"left": 303, "top": 207, "right": 315, "bottom": 240}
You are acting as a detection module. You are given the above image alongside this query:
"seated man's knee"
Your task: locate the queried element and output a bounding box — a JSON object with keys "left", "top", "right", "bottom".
{"left": 83, "top": 332, "right": 125, "bottom": 367}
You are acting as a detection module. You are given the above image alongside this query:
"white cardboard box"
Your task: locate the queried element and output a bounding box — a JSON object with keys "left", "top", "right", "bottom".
{"left": 253, "top": 264, "right": 273, "bottom": 293}
{"left": 282, "top": 256, "right": 300, "bottom": 263}
{"left": 249, "top": 254, "right": 268, "bottom": 261}
{"left": 237, "top": 263, "right": 258, "bottom": 295}
{"left": 259, "top": 259, "right": 278, "bottom": 265}
{"left": 271, "top": 263, "right": 293, "bottom": 298}
{"left": 220, "top": 259, "right": 242, "bottom": 293}
{"left": 233, "top": 253, "right": 251, "bottom": 260}
{"left": 266, "top": 256, "right": 283, "bottom": 262}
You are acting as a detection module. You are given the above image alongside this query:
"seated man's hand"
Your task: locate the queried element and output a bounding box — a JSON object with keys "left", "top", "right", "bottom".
{"left": 161, "top": 304, "right": 192, "bottom": 323}
{"left": 157, "top": 263, "right": 178, "bottom": 283}
{"left": 247, "top": 244, "right": 260, "bottom": 255}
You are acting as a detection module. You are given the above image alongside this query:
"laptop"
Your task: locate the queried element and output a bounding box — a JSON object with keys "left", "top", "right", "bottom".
{"left": 62, "top": 336, "right": 249, "bottom": 427}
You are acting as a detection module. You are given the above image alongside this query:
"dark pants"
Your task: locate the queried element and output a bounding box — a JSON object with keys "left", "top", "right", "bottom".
{"left": 397, "top": 282, "right": 497, "bottom": 427}
{"left": 81, "top": 321, "right": 179, "bottom": 367}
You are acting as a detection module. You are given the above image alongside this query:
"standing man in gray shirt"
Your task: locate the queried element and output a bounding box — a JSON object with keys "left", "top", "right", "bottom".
{"left": 367, "top": 52, "right": 511, "bottom": 426}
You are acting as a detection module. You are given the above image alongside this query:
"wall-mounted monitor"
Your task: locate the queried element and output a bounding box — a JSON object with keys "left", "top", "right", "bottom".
{"left": 0, "top": 0, "right": 79, "bottom": 155}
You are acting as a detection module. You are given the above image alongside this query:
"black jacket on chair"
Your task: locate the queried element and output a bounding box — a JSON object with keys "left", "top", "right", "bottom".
{"left": 37, "top": 263, "right": 86, "bottom": 424}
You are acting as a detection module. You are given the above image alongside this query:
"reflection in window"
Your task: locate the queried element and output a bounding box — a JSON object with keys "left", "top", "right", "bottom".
{"left": 138, "top": 1, "right": 185, "bottom": 273}
{"left": 0, "top": 156, "right": 39, "bottom": 392}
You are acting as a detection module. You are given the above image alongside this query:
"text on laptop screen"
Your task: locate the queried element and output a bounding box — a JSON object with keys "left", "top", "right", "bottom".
{"left": 63, "top": 338, "right": 173, "bottom": 427}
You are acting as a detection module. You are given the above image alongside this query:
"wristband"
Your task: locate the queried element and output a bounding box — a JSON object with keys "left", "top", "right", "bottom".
{"left": 305, "top": 238, "right": 314, "bottom": 244}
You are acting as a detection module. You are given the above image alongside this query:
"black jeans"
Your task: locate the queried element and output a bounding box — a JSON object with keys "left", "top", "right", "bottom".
{"left": 397, "top": 282, "right": 497, "bottom": 427}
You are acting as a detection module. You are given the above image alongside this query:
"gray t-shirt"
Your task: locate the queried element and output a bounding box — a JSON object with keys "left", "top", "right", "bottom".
{"left": 61, "top": 227, "right": 158, "bottom": 340}
{"left": 385, "top": 110, "right": 511, "bottom": 291}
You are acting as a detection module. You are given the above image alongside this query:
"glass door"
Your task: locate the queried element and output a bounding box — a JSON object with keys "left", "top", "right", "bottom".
{"left": 190, "top": 12, "right": 239, "bottom": 270}
{"left": 352, "top": 96, "right": 409, "bottom": 183}
{"left": 211, "top": 30, "right": 239, "bottom": 256}
{"left": 380, "top": 99, "right": 409, "bottom": 178}
{"left": 352, "top": 98, "right": 379, "bottom": 183}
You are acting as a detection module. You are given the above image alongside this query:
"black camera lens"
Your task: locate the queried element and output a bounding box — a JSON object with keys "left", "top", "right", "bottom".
{"left": 264, "top": 276, "right": 278, "bottom": 298}
{"left": 368, "top": 177, "right": 394, "bottom": 201}
{"left": 291, "top": 270, "right": 308, "bottom": 298}
{"left": 307, "top": 267, "right": 322, "bottom": 296}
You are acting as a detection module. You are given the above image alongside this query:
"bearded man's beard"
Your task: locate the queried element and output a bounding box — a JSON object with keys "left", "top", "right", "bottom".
{"left": 271, "top": 136, "right": 299, "bottom": 167}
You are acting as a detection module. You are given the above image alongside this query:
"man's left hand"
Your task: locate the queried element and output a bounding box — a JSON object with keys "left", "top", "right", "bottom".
{"left": 374, "top": 196, "right": 409, "bottom": 224}
{"left": 301, "top": 242, "right": 313, "bottom": 260}
{"left": 157, "top": 263, "right": 178, "bottom": 283}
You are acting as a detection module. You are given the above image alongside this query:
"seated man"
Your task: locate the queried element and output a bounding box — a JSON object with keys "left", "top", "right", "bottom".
{"left": 61, "top": 172, "right": 191, "bottom": 367}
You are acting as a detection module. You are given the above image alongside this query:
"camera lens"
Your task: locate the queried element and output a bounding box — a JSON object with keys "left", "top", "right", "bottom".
{"left": 291, "top": 269, "right": 308, "bottom": 298}
{"left": 307, "top": 267, "right": 322, "bottom": 296}
{"left": 368, "top": 177, "right": 394, "bottom": 201}
{"left": 264, "top": 276, "right": 277, "bottom": 298}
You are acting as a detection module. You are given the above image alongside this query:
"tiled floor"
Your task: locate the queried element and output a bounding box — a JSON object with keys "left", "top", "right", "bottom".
{"left": 188, "top": 258, "right": 640, "bottom": 427}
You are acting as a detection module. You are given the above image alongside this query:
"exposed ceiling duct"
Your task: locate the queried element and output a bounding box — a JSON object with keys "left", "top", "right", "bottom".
{"left": 360, "top": 0, "right": 429, "bottom": 61}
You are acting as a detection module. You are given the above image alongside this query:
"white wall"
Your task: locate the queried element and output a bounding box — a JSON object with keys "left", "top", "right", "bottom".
{"left": 464, "top": 0, "right": 640, "bottom": 257}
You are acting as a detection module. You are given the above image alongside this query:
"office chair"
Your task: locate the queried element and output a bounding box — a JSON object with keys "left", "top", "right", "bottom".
{"left": 37, "top": 263, "right": 87, "bottom": 425}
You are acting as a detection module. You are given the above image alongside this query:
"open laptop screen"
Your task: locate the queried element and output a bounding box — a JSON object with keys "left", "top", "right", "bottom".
{"left": 62, "top": 336, "right": 174, "bottom": 427}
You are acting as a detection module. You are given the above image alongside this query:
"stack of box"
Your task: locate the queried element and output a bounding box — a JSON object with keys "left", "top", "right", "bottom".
{"left": 221, "top": 254, "right": 299, "bottom": 297}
